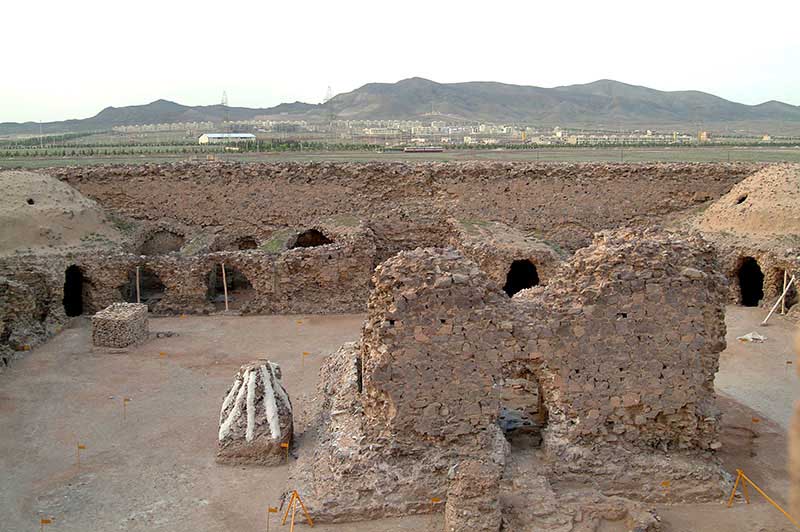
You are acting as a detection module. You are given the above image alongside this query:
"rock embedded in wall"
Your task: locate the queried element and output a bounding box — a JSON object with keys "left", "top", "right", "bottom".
{"left": 217, "top": 360, "right": 293, "bottom": 466}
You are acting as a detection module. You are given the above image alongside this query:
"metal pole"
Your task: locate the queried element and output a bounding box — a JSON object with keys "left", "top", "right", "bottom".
{"left": 221, "top": 263, "right": 229, "bottom": 311}
{"left": 135, "top": 266, "right": 141, "bottom": 304}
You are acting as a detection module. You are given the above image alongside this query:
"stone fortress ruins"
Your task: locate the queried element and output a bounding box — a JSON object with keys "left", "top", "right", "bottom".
{"left": 1, "top": 161, "right": 799, "bottom": 530}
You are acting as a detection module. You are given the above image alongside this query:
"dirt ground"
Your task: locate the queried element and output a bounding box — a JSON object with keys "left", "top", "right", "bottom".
{"left": 0, "top": 307, "right": 796, "bottom": 531}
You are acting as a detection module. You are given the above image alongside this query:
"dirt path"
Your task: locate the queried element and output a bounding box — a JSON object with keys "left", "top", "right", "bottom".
{"left": 0, "top": 308, "right": 796, "bottom": 531}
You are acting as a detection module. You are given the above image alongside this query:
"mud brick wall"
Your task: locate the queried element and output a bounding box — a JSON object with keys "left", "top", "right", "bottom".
{"left": 360, "top": 247, "right": 520, "bottom": 450}
{"left": 515, "top": 228, "right": 727, "bottom": 451}
{"left": 91, "top": 303, "right": 148, "bottom": 348}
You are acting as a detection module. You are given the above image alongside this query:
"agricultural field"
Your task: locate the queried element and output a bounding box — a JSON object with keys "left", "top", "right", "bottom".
{"left": 2, "top": 146, "right": 800, "bottom": 169}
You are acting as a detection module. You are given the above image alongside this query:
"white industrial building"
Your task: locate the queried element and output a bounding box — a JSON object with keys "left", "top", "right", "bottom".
{"left": 198, "top": 133, "right": 256, "bottom": 145}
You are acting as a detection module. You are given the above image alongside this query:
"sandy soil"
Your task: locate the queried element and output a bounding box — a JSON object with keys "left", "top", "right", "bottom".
{"left": 0, "top": 170, "right": 124, "bottom": 256}
{"left": 697, "top": 164, "right": 800, "bottom": 245}
{"left": 0, "top": 308, "right": 796, "bottom": 531}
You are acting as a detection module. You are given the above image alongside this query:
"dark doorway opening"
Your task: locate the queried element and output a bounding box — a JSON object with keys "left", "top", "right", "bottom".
{"left": 235, "top": 236, "right": 258, "bottom": 250}
{"left": 291, "top": 229, "right": 333, "bottom": 248}
{"left": 498, "top": 363, "right": 547, "bottom": 449}
{"left": 503, "top": 260, "right": 539, "bottom": 297}
{"left": 738, "top": 257, "right": 764, "bottom": 307}
{"left": 63, "top": 265, "right": 84, "bottom": 316}
{"left": 126, "top": 267, "right": 166, "bottom": 311}
{"left": 207, "top": 264, "right": 255, "bottom": 310}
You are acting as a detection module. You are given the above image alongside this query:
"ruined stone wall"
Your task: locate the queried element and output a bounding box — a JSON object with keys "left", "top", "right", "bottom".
{"left": 515, "top": 228, "right": 727, "bottom": 451}
{"left": 448, "top": 218, "right": 562, "bottom": 291}
{"left": 360, "top": 248, "right": 519, "bottom": 450}
{"left": 53, "top": 161, "right": 758, "bottom": 255}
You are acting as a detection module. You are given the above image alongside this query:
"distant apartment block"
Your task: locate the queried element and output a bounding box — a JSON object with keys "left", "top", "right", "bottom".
{"left": 198, "top": 133, "right": 256, "bottom": 145}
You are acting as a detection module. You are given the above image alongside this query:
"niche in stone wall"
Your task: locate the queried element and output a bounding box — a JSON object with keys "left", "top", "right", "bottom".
{"left": 63, "top": 265, "right": 84, "bottom": 317}
{"left": 737, "top": 257, "right": 764, "bottom": 307}
{"left": 206, "top": 264, "right": 254, "bottom": 310}
{"left": 290, "top": 229, "right": 333, "bottom": 249}
{"left": 503, "top": 260, "right": 540, "bottom": 297}
{"left": 139, "top": 230, "right": 185, "bottom": 255}
{"left": 235, "top": 236, "right": 258, "bottom": 250}
{"left": 497, "top": 361, "right": 548, "bottom": 450}
{"left": 125, "top": 267, "right": 166, "bottom": 311}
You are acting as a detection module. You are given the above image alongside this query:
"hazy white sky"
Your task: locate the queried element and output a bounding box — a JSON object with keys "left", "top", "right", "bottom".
{"left": 3, "top": 0, "right": 799, "bottom": 122}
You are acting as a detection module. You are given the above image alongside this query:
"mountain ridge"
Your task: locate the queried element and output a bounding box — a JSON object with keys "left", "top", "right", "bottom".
{"left": 2, "top": 78, "right": 799, "bottom": 135}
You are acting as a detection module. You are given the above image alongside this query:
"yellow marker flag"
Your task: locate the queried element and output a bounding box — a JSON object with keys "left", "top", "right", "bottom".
{"left": 296, "top": 320, "right": 303, "bottom": 324}
{"left": 431, "top": 497, "right": 442, "bottom": 504}
{"left": 159, "top": 352, "right": 167, "bottom": 357}
{"left": 302, "top": 351, "right": 310, "bottom": 356}
{"left": 40, "top": 519, "right": 52, "bottom": 524}
{"left": 77, "top": 444, "right": 86, "bottom": 450}
{"left": 752, "top": 417, "right": 760, "bottom": 423}
{"left": 268, "top": 507, "right": 279, "bottom": 513}
{"left": 661, "top": 480, "right": 671, "bottom": 488}
{"left": 280, "top": 442, "right": 289, "bottom": 449}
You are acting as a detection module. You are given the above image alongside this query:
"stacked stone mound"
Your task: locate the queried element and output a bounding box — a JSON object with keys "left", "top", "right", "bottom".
{"left": 91, "top": 303, "right": 148, "bottom": 348}
{"left": 517, "top": 227, "right": 727, "bottom": 452}
{"left": 217, "top": 360, "right": 293, "bottom": 466}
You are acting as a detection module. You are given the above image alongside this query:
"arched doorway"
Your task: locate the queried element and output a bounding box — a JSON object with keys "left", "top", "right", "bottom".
{"left": 63, "top": 265, "right": 84, "bottom": 317}
{"left": 503, "top": 260, "right": 540, "bottom": 297}
{"left": 207, "top": 264, "right": 255, "bottom": 310}
{"left": 126, "top": 267, "right": 166, "bottom": 311}
{"left": 291, "top": 229, "right": 333, "bottom": 248}
{"left": 737, "top": 257, "right": 764, "bottom": 307}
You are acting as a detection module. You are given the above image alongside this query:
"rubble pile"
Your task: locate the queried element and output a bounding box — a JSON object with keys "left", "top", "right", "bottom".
{"left": 217, "top": 360, "right": 293, "bottom": 466}
{"left": 91, "top": 302, "right": 148, "bottom": 348}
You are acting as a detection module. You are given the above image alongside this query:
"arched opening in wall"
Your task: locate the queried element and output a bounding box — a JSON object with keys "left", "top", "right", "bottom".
{"left": 63, "top": 265, "right": 84, "bottom": 317}
{"left": 235, "top": 236, "right": 258, "bottom": 250}
{"left": 775, "top": 269, "right": 798, "bottom": 311}
{"left": 206, "top": 264, "right": 255, "bottom": 310}
{"left": 498, "top": 362, "right": 548, "bottom": 450}
{"left": 139, "top": 231, "right": 185, "bottom": 255}
{"left": 737, "top": 257, "right": 764, "bottom": 307}
{"left": 503, "top": 260, "right": 539, "bottom": 297}
{"left": 290, "top": 229, "right": 333, "bottom": 249}
{"left": 126, "top": 267, "right": 166, "bottom": 311}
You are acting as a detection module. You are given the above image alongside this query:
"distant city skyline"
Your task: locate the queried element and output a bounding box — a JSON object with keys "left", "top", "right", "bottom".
{"left": 2, "top": 0, "right": 799, "bottom": 122}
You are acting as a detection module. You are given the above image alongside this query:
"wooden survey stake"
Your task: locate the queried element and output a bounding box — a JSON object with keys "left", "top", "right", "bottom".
{"left": 280, "top": 441, "right": 290, "bottom": 462}
{"left": 76, "top": 443, "right": 86, "bottom": 468}
{"left": 266, "top": 506, "right": 278, "bottom": 532}
{"left": 135, "top": 266, "right": 141, "bottom": 304}
{"left": 221, "top": 263, "right": 229, "bottom": 311}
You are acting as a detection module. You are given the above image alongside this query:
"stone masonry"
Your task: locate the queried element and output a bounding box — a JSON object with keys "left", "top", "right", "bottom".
{"left": 91, "top": 303, "right": 148, "bottom": 348}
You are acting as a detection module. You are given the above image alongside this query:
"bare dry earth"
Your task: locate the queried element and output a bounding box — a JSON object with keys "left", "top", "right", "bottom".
{"left": 0, "top": 170, "right": 124, "bottom": 256}
{"left": 0, "top": 307, "right": 796, "bottom": 532}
